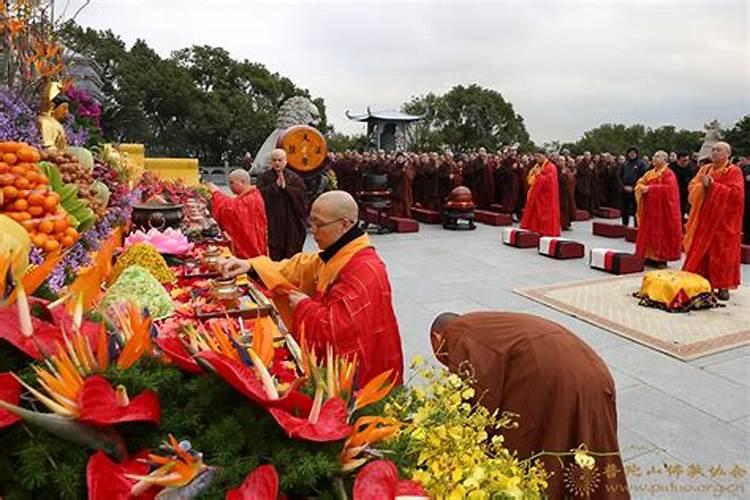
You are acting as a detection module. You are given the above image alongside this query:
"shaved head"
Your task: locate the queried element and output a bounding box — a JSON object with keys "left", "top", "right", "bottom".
{"left": 271, "top": 148, "right": 288, "bottom": 172}
{"left": 430, "top": 312, "right": 459, "bottom": 366}
{"left": 227, "top": 168, "right": 251, "bottom": 195}
{"left": 431, "top": 312, "right": 460, "bottom": 335}
{"left": 228, "top": 169, "right": 250, "bottom": 183}
{"left": 711, "top": 141, "right": 732, "bottom": 164}
{"left": 313, "top": 190, "right": 359, "bottom": 221}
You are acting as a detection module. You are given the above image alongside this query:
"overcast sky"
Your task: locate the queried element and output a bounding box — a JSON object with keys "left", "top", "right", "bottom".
{"left": 76, "top": 0, "right": 749, "bottom": 143}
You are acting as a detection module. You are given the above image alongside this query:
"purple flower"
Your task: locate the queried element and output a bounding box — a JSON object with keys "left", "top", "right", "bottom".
{"left": 29, "top": 247, "right": 45, "bottom": 266}
{"left": 0, "top": 89, "right": 41, "bottom": 145}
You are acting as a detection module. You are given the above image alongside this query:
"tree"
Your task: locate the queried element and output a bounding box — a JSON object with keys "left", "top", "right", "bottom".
{"left": 403, "top": 84, "right": 532, "bottom": 152}
{"left": 570, "top": 123, "right": 702, "bottom": 156}
{"left": 723, "top": 115, "right": 750, "bottom": 157}
{"left": 60, "top": 24, "right": 328, "bottom": 165}
{"left": 327, "top": 132, "right": 368, "bottom": 152}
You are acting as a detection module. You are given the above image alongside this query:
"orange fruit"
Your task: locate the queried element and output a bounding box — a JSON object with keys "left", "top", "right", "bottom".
{"left": 61, "top": 235, "right": 75, "bottom": 247}
{"left": 43, "top": 239, "right": 60, "bottom": 252}
{"left": 0, "top": 142, "right": 21, "bottom": 153}
{"left": 12, "top": 198, "right": 28, "bottom": 211}
{"left": 0, "top": 163, "right": 8, "bottom": 173}
{"left": 32, "top": 233, "right": 47, "bottom": 247}
{"left": 26, "top": 171, "right": 39, "bottom": 183}
{"left": 53, "top": 218, "right": 69, "bottom": 232}
{"left": 14, "top": 177, "right": 29, "bottom": 190}
{"left": 8, "top": 212, "right": 23, "bottom": 221}
{"left": 3, "top": 153, "right": 17, "bottom": 165}
{"left": 0, "top": 173, "right": 13, "bottom": 186}
{"left": 38, "top": 220, "right": 54, "bottom": 234}
{"left": 2, "top": 185, "right": 18, "bottom": 199}
{"left": 10, "top": 165, "right": 25, "bottom": 176}
{"left": 36, "top": 174, "right": 49, "bottom": 184}
{"left": 28, "top": 206, "right": 44, "bottom": 217}
{"left": 16, "top": 148, "right": 40, "bottom": 163}
{"left": 27, "top": 192, "right": 45, "bottom": 206}
{"left": 43, "top": 194, "right": 59, "bottom": 210}
{"left": 18, "top": 211, "right": 31, "bottom": 221}
{"left": 64, "top": 227, "right": 79, "bottom": 238}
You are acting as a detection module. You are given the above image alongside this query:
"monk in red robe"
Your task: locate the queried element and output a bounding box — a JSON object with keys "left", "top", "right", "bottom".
{"left": 683, "top": 142, "right": 745, "bottom": 300}
{"left": 520, "top": 151, "right": 561, "bottom": 236}
{"left": 431, "top": 311, "right": 629, "bottom": 500}
{"left": 208, "top": 169, "right": 268, "bottom": 258}
{"left": 634, "top": 151, "right": 683, "bottom": 266}
{"left": 219, "top": 190, "right": 404, "bottom": 384}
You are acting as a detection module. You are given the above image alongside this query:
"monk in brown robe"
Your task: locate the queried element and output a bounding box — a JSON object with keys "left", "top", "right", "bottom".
{"left": 387, "top": 152, "right": 414, "bottom": 218}
{"left": 557, "top": 157, "right": 577, "bottom": 230}
{"left": 257, "top": 148, "right": 307, "bottom": 261}
{"left": 575, "top": 153, "right": 596, "bottom": 213}
{"left": 431, "top": 311, "right": 629, "bottom": 500}
{"left": 438, "top": 153, "right": 457, "bottom": 202}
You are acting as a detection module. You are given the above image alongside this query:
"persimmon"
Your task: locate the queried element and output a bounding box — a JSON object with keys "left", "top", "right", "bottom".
{"left": 43, "top": 194, "right": 59, "bottom": 210}
{"left": 10, "top": 165, "right": 25, "bottom": 176}
{"left": 3, "top": 153, "right": 17, "bottom": 165}
{"left": 12, "top": 199, "right": 28, "bottom": 211}
{"left": 38, "top": 220, "right": 54, "bottom": 234}
{"left": 43, "top": 239, "right": 60, "bottom": 252}
{"left": 53, "top": 218, "right": 69, "bottom": 232}
{"left": 36, "top": 174, "right": 49, "bottom": 184}
{"left": 16, "top": 148, "right": 40, "bottom": 163}
{"left": 26, "top": 171, "right": 39, "bottom": 184}
{"left": 27, "top": 192, "right": 45, "bottom": 206}
{"left": 61, "top": 235, "right": 75, "bottom": 247}
{"left": 32, "top": 233, "right": 47, "bottom": 247}
{"left": 0, "top": 142, "right": 21, "bottom": 153}
{"left": 0, "top": 163, "right": 8, "bottom": 173}
{"left": 2, "top": 185, "right": 18, "bottom": 199}
{"left": 0, "top": 174, "right": 14, "bottom": 186}
{"left": 28, "top": 206, "right": 44, "bottom": 217}
{"left": 14, "top": 177, "right": 29, "bottom": 190}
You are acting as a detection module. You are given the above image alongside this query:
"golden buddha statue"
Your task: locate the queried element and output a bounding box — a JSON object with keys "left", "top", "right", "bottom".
{"left": 38, "top": 80, "right": 69, "bottom": 152}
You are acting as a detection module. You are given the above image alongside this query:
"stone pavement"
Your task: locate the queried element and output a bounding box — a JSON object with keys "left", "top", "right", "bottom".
{"left": 319, "top": 218, "right": 749, "bottom": 499}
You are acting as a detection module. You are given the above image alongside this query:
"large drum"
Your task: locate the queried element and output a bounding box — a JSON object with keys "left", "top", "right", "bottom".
{"left": 276, "top": 125, "right": 327, "bottom": 175}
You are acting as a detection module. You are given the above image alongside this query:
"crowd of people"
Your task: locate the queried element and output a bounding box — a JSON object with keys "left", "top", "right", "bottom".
{"left": 327, "top": 146, "right": 750, "bottom": 235}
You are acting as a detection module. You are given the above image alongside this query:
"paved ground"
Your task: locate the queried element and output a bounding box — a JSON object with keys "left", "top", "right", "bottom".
{"left": 319, "top": 217, "right": 748, "bottom": 499}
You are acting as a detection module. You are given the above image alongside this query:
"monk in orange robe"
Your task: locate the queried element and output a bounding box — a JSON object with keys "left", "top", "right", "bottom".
{"left": 520, "top": 151, "right": 561, "bottom": 236}
{"left": 431, "top": 312, "right": 629, "bottom": 500}
{"left": 219, "top": 190, "right": 404, "bottom": 384}
{"left": 683, "top": 142, "right": 745, "bottom": 300}
{"left": 634, "top": 150, "right": 683, "bottom": 266}
{"left": 208, "top": 169, "right": 268, "bottom": 258}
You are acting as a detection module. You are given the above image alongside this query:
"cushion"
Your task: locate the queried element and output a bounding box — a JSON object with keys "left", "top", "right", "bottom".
{"left": 474, "top": 210, "right": 512, "bottom": 226}
{"left": 412, "top": 207, "right": 441, "bottom": 224}
{"left": 501, "top": 227, "right": 540, "bottom": 248}
{"left": 538, "top": 237, "right": 585, "bottom": 259}
{"left": 575, "top": 209, "right": 591, "bottom": 221}
{"left": 389, "top": 217, "right": 419, "bottom": 233}
{"left": 589, "top": 248, "right": 644, "bottom": 274}
{"left": 593, "top": 222, "right": 626, "bottom": 238}
{"left": 594, "top": 207, "right": 621, "bottom": 219}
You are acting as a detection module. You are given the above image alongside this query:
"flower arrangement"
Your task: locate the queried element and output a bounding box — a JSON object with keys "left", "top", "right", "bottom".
{"left": 0, "top": 88, "right": 41, "bottom": 145}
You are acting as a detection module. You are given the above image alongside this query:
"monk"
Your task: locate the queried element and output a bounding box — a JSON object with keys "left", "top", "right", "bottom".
{"left": 208, "top": 169, "right": 268, "bottom": 258}
{"left": 520, "top": 151, "right": 561, "bottom": 237}
{"left": 257, "top": 149, "right": 307, "bottom": 261}
{"left": 430, "top": 311, "right": 629, "bottom": 500}
{"left": 219, "top": 190, "right": 404, "bottom": 384}
{"left": 387, "top": 152, "right": 414, "bottom": 218}
{"left": 634, "top": 151, "right": 683, "bottom": 267}
{"left": 683, "top": 142, "right": 745, "bottom": 301}
{"left": 556, "top": 156, "right": 577, "bottom": 231}
{"left": 575, "top": 152, "right": 596, "bottom": 213}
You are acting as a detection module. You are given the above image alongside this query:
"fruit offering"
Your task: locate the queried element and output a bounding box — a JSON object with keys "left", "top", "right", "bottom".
{"left": 0, "top": 142, "right": 79, "bottom": 253}
{"left": 40, "top": 149, "right": 107, "bottom": 220}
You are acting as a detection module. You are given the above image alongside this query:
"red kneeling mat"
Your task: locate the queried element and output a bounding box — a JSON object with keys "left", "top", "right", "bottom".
{"left": 575, "top": 209, "right": 591, "bottom": 221}
{"left": 594, "top": 207, "right": 621, "bottom": 219}
{"left": 501, "top": 227, "right": 540, "bottom": 248}
{"left": 538, "top": 237, "right": 585, "bottom": 259}
{"left": 589, "top": 248, "right": 644, "bottom": 274}
{"left": 625, "top": 226, "right": 638, "bottom": 243}
{"left": 389, "top": 217, "right": 419, "bottom": 233}
{"left": 593, "top": 222, "right": 626, "bottom": 238}
{"left": 475, "top": 210, "right": 512, "bottom": 226}
{"left": 742, "top": 244, "right": 750, "bottom": 264}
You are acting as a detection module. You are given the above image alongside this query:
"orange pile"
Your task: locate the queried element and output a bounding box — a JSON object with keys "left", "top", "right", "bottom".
{"left": 0, "top": 141, "right": 79, "bottom": 253}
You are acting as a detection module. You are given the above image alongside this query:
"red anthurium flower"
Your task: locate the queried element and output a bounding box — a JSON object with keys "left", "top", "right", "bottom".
{"left": 226, "top": 464, "right": 280, "bottom": 500}
{"left": 196, "top": 351, "right": 312, "bottom": 414}
{"left": 87, "top": 450, "right": 161, "bottom": 500}
{"left": 155, "top": 336, "right": 202, "bottom": 374}
{"left": 268, "top": 397, "right": 352, "bottom": 443}
{"left": 353, "top": 460, "right": 429, "bottom": 500}
{"left": 77, "top": 375, "right": 161, "bottom": 426}
{"left": 0, "top": 372, "right": 21, "bottom": 429}
{"left": 0, "top": 303, "right": 64, "bottom": 359}
{"left": 270, "top": 347, "right": 297, "bottom": 385}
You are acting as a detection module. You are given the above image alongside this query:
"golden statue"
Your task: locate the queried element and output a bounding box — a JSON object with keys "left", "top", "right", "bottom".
{"left": 38, "top": 80, "right": 69, "bottom": 151}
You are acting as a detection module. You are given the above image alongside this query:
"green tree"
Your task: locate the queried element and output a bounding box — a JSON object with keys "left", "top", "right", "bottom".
{"left": 570, "top": 123, "right": 702, "bottom": 156}
{"left": 403, "top": 84, "right": 531, "bottom": 152}
{"left": 327, "top": 132, "right": 368, "bottom": 152}
{"left": 723, "top": 115, "right": 750, "bottom": 157}
{"left": 61, "top": 24, "right": 328, "bottom": 165}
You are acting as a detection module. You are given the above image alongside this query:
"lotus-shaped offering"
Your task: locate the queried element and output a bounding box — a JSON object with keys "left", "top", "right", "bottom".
{"left": 125, "top": 228, "right": 193, "bottom": 255}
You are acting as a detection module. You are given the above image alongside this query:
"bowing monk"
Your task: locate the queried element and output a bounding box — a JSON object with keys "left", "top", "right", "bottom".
{"left": 683, "top": 142, "right": 745, "bottom": 301}
{"left": 257, "top": 149, "right": 307, "bottom": 261}
{"left": 634, "top": 151, "right": 683, "bottom": 267}
{"left": 431, "top": 311, "right": 629, "bottom": 500}
{"left": 520, "top": 151, "right": 561, "bottom": 237}
{"left": 208, "top": 169, "right": 268, "bottom": 258}
{"left": 219, "top": 190, "right": 404, "bottom": 384}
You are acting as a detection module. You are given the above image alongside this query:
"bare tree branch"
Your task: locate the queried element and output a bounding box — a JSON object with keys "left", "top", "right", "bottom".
{"left": 70, "top": 0, "right": 90, "bottom": 23}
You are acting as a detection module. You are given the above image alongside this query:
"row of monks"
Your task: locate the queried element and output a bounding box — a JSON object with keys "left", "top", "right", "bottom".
{"left": 329, "top": 143, "right": 746, "bottom": 298}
